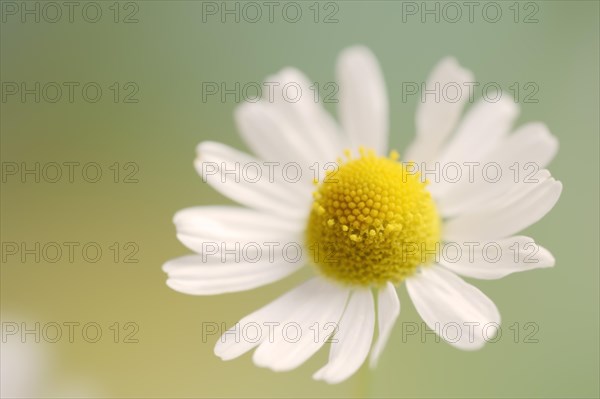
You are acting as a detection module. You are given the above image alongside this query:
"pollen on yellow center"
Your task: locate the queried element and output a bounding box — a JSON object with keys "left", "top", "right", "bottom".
{"left": 305, "top": 148, "right": 441, "bottom": 286}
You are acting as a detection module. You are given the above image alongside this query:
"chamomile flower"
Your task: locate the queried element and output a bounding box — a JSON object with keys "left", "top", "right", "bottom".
{"left": 163, "top": 46, "right": 562, "bottom": 384}
{"left": 0, "top": 313, "right": 100, "bottom": 397}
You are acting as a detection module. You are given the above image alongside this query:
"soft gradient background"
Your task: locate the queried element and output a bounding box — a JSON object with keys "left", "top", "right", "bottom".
{"left": 1, "top": 1, "right": 598, "bottom": 397}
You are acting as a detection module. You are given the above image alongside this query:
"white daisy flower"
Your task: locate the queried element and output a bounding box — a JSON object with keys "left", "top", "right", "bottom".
{"left": 1, "top": 339, "right": 46, "bottom": 398}
{"left": 1, "top": 314, "right": 100, "bottom": 398}
{"left": 163, "top": 46, "right": 562, "bottom": 384}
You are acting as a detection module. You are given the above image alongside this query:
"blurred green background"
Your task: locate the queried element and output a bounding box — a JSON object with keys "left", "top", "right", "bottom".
{"left": 1, "top": 1, "right": 598, "bottom": 397}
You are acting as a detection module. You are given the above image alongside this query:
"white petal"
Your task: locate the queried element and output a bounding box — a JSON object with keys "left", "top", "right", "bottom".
{"left": 195, "top": 141, "right": 311, "bottom": 219}
{"left": 439, "top": 236, "right": 555, "bottom": 280}
{"left": 336, "top": 46, "right": 388, "bottom": 155}
{"left": 235, "top": 67, "right": 344, "bottom": 169}
{"left": 214, "top": 278, "right": 325, "bottom": 360}
{"left": 369, "top": 282, "right": 400, "bottom": 367}
{"left": 443, "top": 174, "right": 562, "bottom": 241}
{"left": 406, "top": 265, "right": 500, "bottom": 350}
{"left": 405, "top": 57, "right": 474, "bottom": 164}
{"left": 436, "top": 122, "right": 559, "bottom": 217}
{"left": 313, "top": 289, "right": 375, "bottom": 384}
{"left": 438, "top": 96, "right": 519, "bottom": 164}
{"left": 252, "top": 279, "right": 350, "bottom": 372}
{"left": 463, "top": 169, "right": 551, "bottom": 215}
{"left": 485, "top": 122, "right": 558, "bottom": 170}
{"left": 174, "top": 206, "right": 302, "bottom": 254}
{"left": 428, "top": 97, "right": 519, "bottom": 198}
{"left": 163, "top": 254, "right": 303, "bottom": 295}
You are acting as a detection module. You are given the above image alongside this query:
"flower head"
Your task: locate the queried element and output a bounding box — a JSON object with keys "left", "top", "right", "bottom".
{"left": 306, "top": 147, "right": 440, "bottom": 286}
{"left": 164, "top": 46, "right": 562, "bottom": 384}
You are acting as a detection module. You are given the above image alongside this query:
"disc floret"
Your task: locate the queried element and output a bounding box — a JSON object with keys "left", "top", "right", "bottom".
{"left": 306, "top": 148, "right": 441, "bottom": 286}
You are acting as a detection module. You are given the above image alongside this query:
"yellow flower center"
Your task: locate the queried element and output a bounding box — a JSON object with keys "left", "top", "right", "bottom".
{"left": 305, "top": 148, "right": 441, "bottom": 286}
